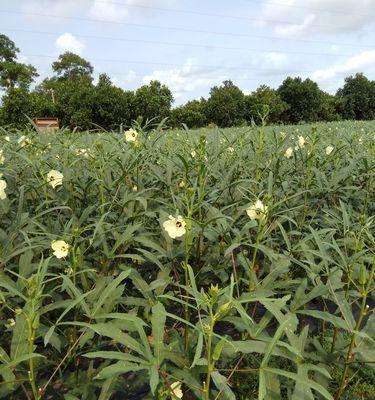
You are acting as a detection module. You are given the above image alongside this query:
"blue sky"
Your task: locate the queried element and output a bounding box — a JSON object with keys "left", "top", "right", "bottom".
{"left": 1, "top": 0, "right": 374, "bottom": 105}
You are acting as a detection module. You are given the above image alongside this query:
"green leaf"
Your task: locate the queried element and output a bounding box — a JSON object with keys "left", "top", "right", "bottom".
{"left": 0, "top": 353, "right": 44, "bottom": 374}
{"left": 10, "top": 315, "right": 28, "bottom": 361}
{"left": 98, "top": 377, "right": 115, "bottom": 400}
{"left": 84, "top": 351, "right": 145, "bottom": 364}
{"left": 263, "top": 367, "right": 333, "bottom": 400}
{"left": 149, "top": 364, "right": 159, "bottom": 395}
{"left": 191, "top": 332, "right": 203, "bottom": 368}
{"left": 18, "top": 250, "right": 34, "bottom": 278}
{"left": 297, "top": 310, "right": 349, "bottom": 331}
{"left": 95, "top": 362, "right": 146, "bottom": 380}
{"left": 44, "top": 326, "right": 55, "bottom": 347}
{"left": 90, "top": 270, "right": 131, "bottom": 318}
{"left": 151, "top": 302, "right": 166, "bottom": 366}
{"left": 86, "top": 322, "right": 146, "bottom": 356}
{"left": 211, "top": 371, "right": 236, "bottom": 400}
{"left": 261, "top": 315, "right": 293, "bottom": 368}
{"left": 213, "top": 337, "right": 226, "bottom": 362}
{"left": 259, "top": 369, "right": 280, "bottom": 400}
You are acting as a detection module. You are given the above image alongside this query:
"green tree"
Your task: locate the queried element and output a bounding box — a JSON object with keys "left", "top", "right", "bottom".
{"left": 0, "top": 87, "right": 32, "bottom": 126}
{"left": 170, "top": 99, "right": 207, "bottom": 128}
{"left": 52, "top": 52, "right": 94, "bottom": 80}
{"left": 318, "top": 92, "right": 340, "bottom": 121}
{"left": 134, "top": 80, "right": 173, "bottom": 122}
{"left": 0, "top": 61, "right": 38, "bottom": 90}
{"left": 336, "top": 73, "right": 375, "bottom": 120}
{"left": 205, "top": 80, "right": 245, "bottom": 127}
{"left": 0, "top": 34, "right": 19, "bottom": 61}
{"left": 278, "top": 77, "right": 324, "bottom": 123}
{"left": 31, "top": 53, "right": 96, "bottom": 129}
{"left": 92, "top": 73, "right": 135, "bottom": 129}
{"left": 0, "top": 34, "right": 38, "bottom": 90}
{"left": 245, "top": 85, "right": 288, "bottom": 124}
{"left": 37, "top": 76, "right": 93, "bottom": 129}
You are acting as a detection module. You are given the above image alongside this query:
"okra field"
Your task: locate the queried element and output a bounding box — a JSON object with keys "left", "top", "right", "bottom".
{"left": 0, "top": 120, "right": 374, "bottom": 400}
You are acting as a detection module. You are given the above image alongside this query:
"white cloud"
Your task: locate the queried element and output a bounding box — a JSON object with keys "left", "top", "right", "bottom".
{"left": 330, "top": 45, "right": 340, "bottom": 52}
{"left": 56, "top": 33, "right": 85, "bottom": 55}
{"left": 142, "top": 59, "right": 226, "bottom": 104}
{"left": 260, "top": 0, "right": 375, "bottom": 37}
{"left": 247, "top": 52, "right": 292, "bottom": 78}
{"left": 125, "top": 70, "right": 137, "bottom": 81}
{"left": 274, "top": 15, "right": 317, "bottom": 37}
{"left": 22, "top": 0, "right": 88, "bottom": 17}
{"left": 312, "top": 50, "right": 375, "bottom": 81}
{"left": 89, "top": 0, "right": 130, "bottom": 21}
{"left": 89, "top": 0, "right": 173, "bottom": 21}
{"left": 263, "top": 52, "right": 288, "bottom": 68}
{"left": 310, "top": 50, "right": 375, "bottom": 92}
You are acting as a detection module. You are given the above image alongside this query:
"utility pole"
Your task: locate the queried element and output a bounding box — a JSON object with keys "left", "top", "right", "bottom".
{"left": 48, "top": 88, "right": 55, "bottom": 104}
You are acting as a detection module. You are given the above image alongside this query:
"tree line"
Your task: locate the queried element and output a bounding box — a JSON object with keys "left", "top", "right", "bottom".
{"left": 1, "top": 34, "right": 374, "bottom": 130}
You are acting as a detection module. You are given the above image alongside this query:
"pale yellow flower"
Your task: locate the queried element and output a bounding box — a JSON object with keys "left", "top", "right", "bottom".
{"left": 5, "top": 318, "right": 15, "bottom": 328}
{"left": 64, "top": 266, "right": 74, "bottom": 275}
{"left": 17, "top": 135, "right": 31, "bottom": 147}
{"left": 0, "top": 179, "right": 7, "bottom": 200}
{"left": 298, "top": 136, "right": 306, "bottom": 148}
{"left": 246, "top": 200, "right": 268, "bottom": 221}
{"left": 47, "top": 170, "right": 63, "bottom": 189}
{"left": 76, "top": 148, "right": 89, "bottom": 157}
{"left": 228, "top": 147, "right": 234, "bottom": 153}
{"left": 190, "top": 150, "right": 196, "bottom": 158}
{"left": 284, "top": 147, "right": 293, "bottom": 159}
{"left": 179, "top": 181, "right": 185, "bottom": 188}
{"left": 5, "top": 136, "right": 10, "bottom": 142}
{"left": 170, "top": 381, "right": 183, "bottom": 399}
{"left": 125, "top": 128, "right": 138, "bottom": 142}
{"left": 0, "top": 150, "right": 4, "bottom": 164}
{"left": 163, "top": 215, "right": 186, "bottom": 239}
{"left": 51, "top": 240, "right": 69, "bottom": 258}
{"left": 325, "top": 145, "right": 334, "bottom": 155}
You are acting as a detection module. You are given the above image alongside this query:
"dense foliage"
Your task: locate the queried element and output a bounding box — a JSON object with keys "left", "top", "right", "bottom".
{"left": 0, "top": 120, "right": 374, "bottom": 399}
{"left": 1, "top": 34, "right": 375, "bottom": 130}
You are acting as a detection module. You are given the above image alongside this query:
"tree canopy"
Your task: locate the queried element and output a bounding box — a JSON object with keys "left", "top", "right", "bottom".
{"left": 1, "top": 33, "right": 375, "bottom": 130}
{"left": 0, "top": 35, "right": 38, "bottom": 91}
{"left": 205, "top": 80, "right": 246, "bottom": 127}
{"left": 52, "top": 52, "right": 94, "bottom": 79}
{"left": 337, "top": 73, "right": 375, "bottom": 120}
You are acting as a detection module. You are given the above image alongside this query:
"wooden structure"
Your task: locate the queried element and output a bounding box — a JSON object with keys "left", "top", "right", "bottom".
{"left": 33, "top": 118, "right": 60, "bottom": 133}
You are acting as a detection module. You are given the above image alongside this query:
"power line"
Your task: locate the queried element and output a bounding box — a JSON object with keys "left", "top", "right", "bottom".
{"left": 1, "top": 15, "right": 371, "bottom": 49}
{"left": 26, "top": 54, "right": 349, "bottom": 85}
{"left": 97, "top": 71, "right": 341, "bottom": 84}
{"left": 34, "top": 67, "right": 306, "bottom": 80}
{"left": 0, "top": 7, "right": 368, "bottom": 32}
{"left": 21, "top": 53, "right": 333, "bottom": 75}
{"left": 85, "top": 0, "right": 375, "bottom": 25}
{"left": 2, "top": 27, "right": 359, "bottom": 58}
{"left": 33, "top": 67, "right": 342, "bottom": 89}
{"left": 34, "top": 68, "right": 282, "bottom": 82}
{"left": 241, "top": 0, "right": 375, "bottom": 18}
